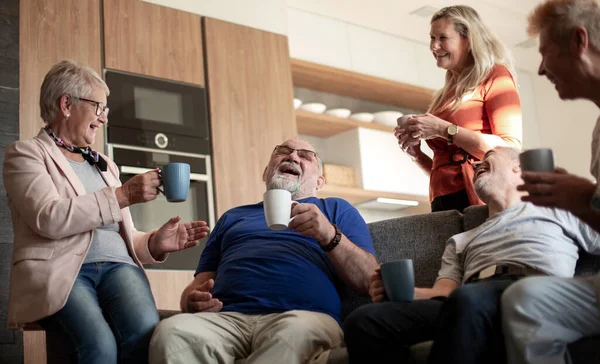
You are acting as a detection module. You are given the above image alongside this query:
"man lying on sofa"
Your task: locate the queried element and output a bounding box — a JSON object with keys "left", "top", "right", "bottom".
{"left": 149, "top": 138, "right": 378, "bottom": 364}
{"left": 344, "top": 146, "right": 600, "bottom": 364}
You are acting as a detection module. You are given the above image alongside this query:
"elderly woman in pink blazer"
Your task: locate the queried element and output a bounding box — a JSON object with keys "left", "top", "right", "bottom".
{"left": 3, "top": 60, "right": 210, "bottom": 364}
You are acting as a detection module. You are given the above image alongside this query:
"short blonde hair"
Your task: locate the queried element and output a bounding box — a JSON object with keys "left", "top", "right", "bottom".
{"left": 428, "top": 5, "right": 516, "bottom": 114}
{"left": 39, "top": 60, "right": 109, "bottom": 122}
{"left": 528, "top": 0, "right": 600, "bottom": 49}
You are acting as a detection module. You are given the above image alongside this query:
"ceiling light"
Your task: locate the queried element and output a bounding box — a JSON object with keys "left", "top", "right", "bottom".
{"left": 410, "top": 6, "right": 438, "bottom": 18}
{"left": 355, "top": 198, "right": 419, "bottom": 211}
{"left": 515, "top": 38, "right": 538, "bottom": 49}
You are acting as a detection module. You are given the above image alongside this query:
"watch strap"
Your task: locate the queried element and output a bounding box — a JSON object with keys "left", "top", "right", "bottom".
{"left": 321, "top": 224, "right": 342, "bottom": 252}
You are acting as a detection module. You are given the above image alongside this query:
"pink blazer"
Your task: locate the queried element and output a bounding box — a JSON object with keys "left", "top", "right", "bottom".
{"left": 3, "top": 129, "right": 162, "bottom": 328}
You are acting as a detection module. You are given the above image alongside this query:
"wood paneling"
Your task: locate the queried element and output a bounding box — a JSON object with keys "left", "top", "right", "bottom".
{"left": 296, "top": 109, "right": 393, "bottom": 137}
{"left": 146, "top": 270, "right": 194, "bottom": 311}
{"left": 20, "top": 0, "right": 103, "bottom": 152}
{"left": 204, "top": 18, "right": 296, "bottom": 216}
{"left": 292, "top": 59, "right": 434, "bottom": 112}
{"left": 103, "top": 0, "right": 204, "bottom": 86}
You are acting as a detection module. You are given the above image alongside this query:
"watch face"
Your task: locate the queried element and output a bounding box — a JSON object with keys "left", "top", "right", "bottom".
{"left": 448, "top": 124, "right": 459, "bottom": 135}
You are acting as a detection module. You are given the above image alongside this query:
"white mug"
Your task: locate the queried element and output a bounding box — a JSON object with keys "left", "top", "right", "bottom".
{"left": 263, "top": 189, "right": 297, "bottom": 230}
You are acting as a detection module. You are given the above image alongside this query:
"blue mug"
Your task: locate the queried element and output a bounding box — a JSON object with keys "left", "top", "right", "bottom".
{"left": 380, "top": 259, "right": 415, "bottom": 302}
{"left": 161, "top": 163, "right": 190, "bottom": 203}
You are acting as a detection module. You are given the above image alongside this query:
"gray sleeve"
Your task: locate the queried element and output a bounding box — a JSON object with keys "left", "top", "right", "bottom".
{"left": 558, "top": 209, "right": 600, "bottom": 254}
{"left": 435, "top": 238, "right": 463, "bottom": 283}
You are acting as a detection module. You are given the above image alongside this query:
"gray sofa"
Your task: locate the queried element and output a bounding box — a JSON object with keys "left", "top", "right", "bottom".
{"left": 40, "top": 205, "right": 600, "bottom": 363}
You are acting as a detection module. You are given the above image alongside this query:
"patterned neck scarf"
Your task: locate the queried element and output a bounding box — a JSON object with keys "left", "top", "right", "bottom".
{"left": 44, "top": 126, "right": 107, "bottom": 171}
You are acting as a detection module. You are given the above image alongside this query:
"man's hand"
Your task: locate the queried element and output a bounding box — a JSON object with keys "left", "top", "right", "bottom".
{"left": 518, "top": 167, "right": 596, "bottom": 215}
{"left": 288, "top": 203, "right": 335, "bottom": 245}
{"left": 369, "top": 267, "right": 387, "bottom": 303}
{"left": 185, "top": 279, "right": 223, "bottom": 313}
{"left": 149, "top": 216, "right": 210, "bottom": 261}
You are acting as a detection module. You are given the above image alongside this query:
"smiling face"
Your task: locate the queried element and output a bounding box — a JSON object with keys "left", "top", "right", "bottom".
{"left": 473, "top": 148, "right": 522, "bottom": 202}
{"left": 58, "top": 85, "right": 108, "bottom": 147}
{"left": 262, "top": 139, "right": 324, "bottom": 199}
{"left": 430, "top": 17, "right": 471, "bottom": 74}
{"left": 537, "top": 28, "right": 580, "bottom": 100}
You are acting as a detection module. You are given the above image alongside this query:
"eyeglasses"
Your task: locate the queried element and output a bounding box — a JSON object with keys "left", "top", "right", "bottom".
{"left": 75, "top": 96, "right": 109, "bottom": 117}
{"left": 272, "top": 145, "right": 318, "bottom": 162}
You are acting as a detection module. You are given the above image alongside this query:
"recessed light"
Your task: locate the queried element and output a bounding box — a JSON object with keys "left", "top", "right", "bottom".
{"left": 515, "top": 38, "right": 538, "bottom": 49}
{"left": 410, "top": 5, "right": 439, "bottom": 18}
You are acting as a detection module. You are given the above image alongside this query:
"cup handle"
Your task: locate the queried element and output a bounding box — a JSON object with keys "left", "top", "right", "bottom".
{"left": 289, "top": 201, "right": 299, "bottom": 224}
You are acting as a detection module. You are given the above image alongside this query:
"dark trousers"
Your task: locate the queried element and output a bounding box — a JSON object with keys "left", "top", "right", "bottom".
{"left": 431, "top": 189, "right": 470, "bottom": 213}
{"left": 343, "top": 276, "right": 519, "bottom": 364}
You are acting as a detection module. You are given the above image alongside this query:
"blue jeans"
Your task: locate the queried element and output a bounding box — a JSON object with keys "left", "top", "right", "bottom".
{"left": 344, "top": 276, "right": 518, "bottom": 364}
{"left": 38, "top": 262, "right": 160, "bottom": 364}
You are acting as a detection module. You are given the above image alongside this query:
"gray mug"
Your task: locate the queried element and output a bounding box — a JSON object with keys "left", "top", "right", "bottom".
{"left": 380, "top": 259, "right": 415, "bottom": 302}
{"left": 161, "top": 163, "right": 190, "bottom": 203}
{"left": 519, "top": 148, "right": 555, "bottom": 173}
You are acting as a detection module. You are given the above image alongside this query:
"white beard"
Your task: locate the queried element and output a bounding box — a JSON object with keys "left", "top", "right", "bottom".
{"left": 267, "top": 173, "right": 301, "bottom": 197}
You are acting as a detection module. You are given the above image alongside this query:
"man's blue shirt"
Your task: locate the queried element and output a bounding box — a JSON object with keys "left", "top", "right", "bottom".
{"left": 195, "top": 197, "right": 375, "bottom": 324}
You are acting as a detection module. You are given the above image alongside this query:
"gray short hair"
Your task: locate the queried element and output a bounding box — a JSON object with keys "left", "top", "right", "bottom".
{"left": 39, "top": 60, "right": 109, "bottom": 122}
{"left": 528, "top": 0, "right": 600, "bottom": 50}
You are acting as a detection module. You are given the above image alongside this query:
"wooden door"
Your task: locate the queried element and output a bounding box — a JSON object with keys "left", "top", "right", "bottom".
{"left": 20, "top": 0, "right": 103, "bottom": 151}
{"left": 103, "top": 0, "right": 204, "bottom": 86}
{"left": 204, "top": 18, "right": 296, "bottom": 216}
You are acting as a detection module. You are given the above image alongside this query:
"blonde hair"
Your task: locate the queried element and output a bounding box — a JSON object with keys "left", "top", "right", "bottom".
{"left": 39, "top": 60, "right": 109, "bottom": 122}
{"left": 428, "top": 5, "right": 516, "bottom": 114}
{"left": 528, "top": 0, "right": 600, "bottom": 50}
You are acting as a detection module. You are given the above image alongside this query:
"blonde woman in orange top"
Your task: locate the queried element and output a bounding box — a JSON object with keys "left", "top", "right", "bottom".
{"left": 396, "top": 5, "right": 523, "bottom": 212}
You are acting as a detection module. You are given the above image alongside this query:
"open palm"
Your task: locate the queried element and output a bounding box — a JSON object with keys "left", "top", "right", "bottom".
{"left": 150, "top": 216, "right": 210, "bottom": 258}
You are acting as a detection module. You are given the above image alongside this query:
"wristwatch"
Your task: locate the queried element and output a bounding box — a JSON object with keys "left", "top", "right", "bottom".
{"left": 320, "top": 224, "right": 342, "bottom": 252}
{"left": 447, "top": 124, "right": 459, "bottom": 145}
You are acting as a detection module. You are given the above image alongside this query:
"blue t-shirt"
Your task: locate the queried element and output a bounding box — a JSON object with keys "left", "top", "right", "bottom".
{"left": 195, "top": 197, "right": 375, "bottom": 324}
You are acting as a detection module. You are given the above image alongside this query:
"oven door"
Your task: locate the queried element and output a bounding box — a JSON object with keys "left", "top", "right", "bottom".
{"left": 119, "top": 166, "right": 213, "bottom": 270}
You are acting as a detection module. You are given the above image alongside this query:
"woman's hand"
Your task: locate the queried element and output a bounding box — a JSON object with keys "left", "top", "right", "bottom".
{"left": 148, "top": 216, "right": 210, "bottom": 260}
{"left": 394, "top": 126, "right": 422, "bottom": 159}
{"left": 405, "top": 113, "right": 452, "bottom": 140}
{"left": 116, "top": 169, "right": 161, "bottom": 208}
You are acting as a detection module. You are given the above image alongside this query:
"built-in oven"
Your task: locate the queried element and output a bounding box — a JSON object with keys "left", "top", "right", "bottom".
{"left": 108, "top": 144, "right": 215, "bottom": 270}
{"left": 105, "top": 69, "right": 210, "bottom": 154}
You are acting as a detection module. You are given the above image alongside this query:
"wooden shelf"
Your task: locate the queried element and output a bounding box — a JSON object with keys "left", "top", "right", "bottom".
{"left": 317, "top": 185, "right": 430, "bottom": 214}
{"left": 291, "top": 59, "right": 434, "bottom": 111}
{"left": 296, "top": 110, "right": 394, "bottom": 137}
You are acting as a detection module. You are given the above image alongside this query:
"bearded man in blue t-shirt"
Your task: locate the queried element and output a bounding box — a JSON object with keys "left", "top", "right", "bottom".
{"left": 150, "top": 138, "right": 378, "bottom": 364}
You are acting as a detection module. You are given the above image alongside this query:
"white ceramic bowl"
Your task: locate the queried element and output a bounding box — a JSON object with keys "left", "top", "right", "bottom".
{"left": 325, "top": 108, "right": 352, "bottom": 118}
{"left": 373, "top": 111, "right": 404, "bottom": 127}
{"left": 299, "top": 102, "right": 327, "bottom": 114}
{"left": 293, "top": 98, "right": 303, "bottom": 109}
{"left": 349, "top": 112, "right": 374, "bottom": 123}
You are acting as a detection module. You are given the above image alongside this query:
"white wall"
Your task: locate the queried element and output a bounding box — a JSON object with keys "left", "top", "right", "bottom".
{"left": 287, "top": 8, "right": 446, "bottom": 90}
{"left": 142, "top": 0, "right": 288, "bottom": 35}
{"left": 531, "top": 77, "right": 598, "bottom": 179}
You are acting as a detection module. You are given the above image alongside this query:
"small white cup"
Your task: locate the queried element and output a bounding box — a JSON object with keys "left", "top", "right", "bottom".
{"left": 263, "top": 189, "right": 297, "bottom": 230}
{"left": 519, "top": 148, "right": 555, "bottom": 173}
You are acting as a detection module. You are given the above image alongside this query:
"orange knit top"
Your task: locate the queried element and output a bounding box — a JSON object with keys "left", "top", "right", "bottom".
{"left": 426, "top": 64, "right": 523, "bottom": 204}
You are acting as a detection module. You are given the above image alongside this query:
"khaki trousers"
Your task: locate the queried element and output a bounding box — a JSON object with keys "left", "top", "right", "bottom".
{"left": 149, "top": 310, "right": 344, "bottom": 364}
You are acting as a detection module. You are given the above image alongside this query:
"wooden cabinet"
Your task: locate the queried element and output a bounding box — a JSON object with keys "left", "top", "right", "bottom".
{"left": 204, "top": 18, "right": 296, "bottom": 216}
{"left": 103, "top": 0, "right": 204, "bottom": 86}
{"left": 20, "top": 0, "right": 103, "bottom": 151}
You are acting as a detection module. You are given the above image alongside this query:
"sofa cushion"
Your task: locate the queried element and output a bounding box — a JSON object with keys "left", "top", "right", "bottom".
{"left": 338, "top": 210, "right": 464, "bottom": 321}
{"left": 463, "top": 205, "right": 489, "bottom": 232}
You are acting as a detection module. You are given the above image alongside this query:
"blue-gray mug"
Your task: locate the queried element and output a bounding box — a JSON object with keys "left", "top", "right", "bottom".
{"left": 380, "top": 259, "right": 414, "bottom": 302}
{"left": 160, "top": 163, "right": 190, "bottom": 203}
